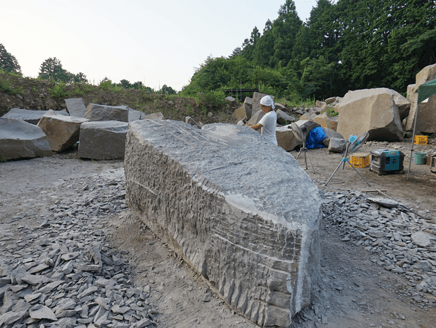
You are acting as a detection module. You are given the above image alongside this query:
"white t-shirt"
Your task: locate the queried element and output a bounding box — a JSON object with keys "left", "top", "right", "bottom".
{"left": 258, "top": 110, "right": 278, "bottom": 146}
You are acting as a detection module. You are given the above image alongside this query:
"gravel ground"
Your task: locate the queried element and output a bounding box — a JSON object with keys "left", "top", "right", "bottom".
{"left": 1, "top": 140, "right": 436, "bottom": 327}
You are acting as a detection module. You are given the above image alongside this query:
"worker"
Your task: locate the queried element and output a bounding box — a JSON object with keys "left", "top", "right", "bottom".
{"left": 250, "top": 95, "right": 278, "bottom": 146}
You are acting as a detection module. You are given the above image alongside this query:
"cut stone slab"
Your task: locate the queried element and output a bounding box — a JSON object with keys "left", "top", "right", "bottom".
{"left": 84, "top": 104, "right": 129, "bottom": 122}
{"left": 0, "top": 118, "right": 52, "bottom": 160}
{"left": 20, "top": 274, "right": 49, "bottom": 286}
{"left": 78, "top": 121, "right": 129, "bottom": 160}
{"left": 2, "top": 108, "right": 68, "bottom": 125}
{"left": 411, "top": 231, "right": 431, "bottom": 248}
{"left": 29, "top": 305, "right": 57, "bottom": 321}
{"left": 225, "top": 96, "right": 236, "bottom": 103}
{"left": 232, "top": 104, "right": 252, "bottom": 122}
{"left": 336, "top": 88, "right": 403, "bottom": 141}
{"left": 246, "top": 109, "right": 266, "bottom": 125}
{"left": 65, "top": 98, "right": 87, "bottom": 118}
{"left": 244, "top": 97, "right": 252, "bottom": 108}
{"left": 276, "top": 125, "right": 301, "bottom": 151}
{"left": 406, "top": 63, "right": 436, "bottom": 131}
{"left": 125, "top": 120, "right": 321, "bottom": 327}
{"left": 38, "top": 110, "right": 88, "bottom": 152}
{"left": 325, "top": 97, "right": 336, "bottom": 105}
{"left": 143, "top": 112, "right": 164, "bottom": 120}
{"left": 295, "top": 120, "right": 321, "bottom": 141}
{"left": 393, "top": 91, "right": 411, "bottom": 120}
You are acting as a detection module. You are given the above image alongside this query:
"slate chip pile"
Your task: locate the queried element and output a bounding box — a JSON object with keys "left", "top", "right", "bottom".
{"left": 322, "top": 190, "right": 436, "bottom": 310}
{"left": 0, "top": 169, "right": 158, "bottom": 328}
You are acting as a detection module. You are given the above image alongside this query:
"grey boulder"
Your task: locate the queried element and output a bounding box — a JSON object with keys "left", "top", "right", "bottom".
{"left": 322, "top": 128, "right": 344, "bottom": 147}
{"left": 78, "top": 121, "right": 129, "bottom": 160}
{"left": 38, "top": 110, "right": 88, "bottom": 152}
{"left": 129, "top": 108, "right": 145, "bottom": 122}
{"left": 84, "top": 104, "right": 129, "bottom": 122}
{"left": 0, "top": 118, "right": 52, "bottom": 160}
{"left": 143, "top": 112, "right": 164, "bottom": 120}
{"left": 328, "top": 138, "right": 347, "bottom": 153}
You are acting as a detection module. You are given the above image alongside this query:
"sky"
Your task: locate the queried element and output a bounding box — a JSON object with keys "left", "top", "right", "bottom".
{"left": 1, "top": 0, "right": 319, "bottom": 92}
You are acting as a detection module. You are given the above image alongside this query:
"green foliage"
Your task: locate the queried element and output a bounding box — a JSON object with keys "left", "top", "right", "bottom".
{"left": 0, "top": 157, "right": 7, "bottom": 163}
{"left": 327, "top": 108, "right": 338, "bottom": 117}
{"left": 0, "top": 76, "right": 23, "bottom": 95}
{"left": 99, "top": 78, "right": 123, "bottom": 92}
{"left": 0, "top": 44, "right": 21, "bottom": 74}
{"left": 181, "top": 0, "right": 436, "bottom": 102}
{"left": 48, "top": 83, "right": 67, "bottom": 99}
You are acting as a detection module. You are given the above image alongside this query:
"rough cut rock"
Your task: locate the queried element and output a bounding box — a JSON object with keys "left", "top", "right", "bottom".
{"left": 314, "top": 113, "right": 338, "bottom": 131}
{"left": 392, "top": 91, "right": 411, "bottom": 120}
{"left": 325, "top": 97, "right": 336, "bottom": 105}
{"left": 143, "top": 112, "right": 164, "bottom": 120}
{"left": 322, "top": 128, "right": 343, "bottom": 147}
{"left": 0, "top": 118, "right": 52, "bottom": 160}
{"left": 276, "top": 125, "right": 301, "bottom": 151}
{"left": 406, "top": 64, "right": 436, "bottom": 133}
{"left": 2, "top": 108, "right": 68, "bottom": 125}
{"left": 232, "top": 104, "right": 252, "bottom": 122}
{"left": 244, "top": 97, "right": 252, "bottom": 108}
{"left": 37, "top": 110, "right": 88, "bottom": 152}
{"left": 125, "top": 120, "right": 321, "bottom": 327}
{"left": 84, "top": 104, "right": 129, "bottom": 122}
{"left": 65, "top": 98, "right": 87, "bottom": 118}
{"left": 336, "top": 88, "right": 403, "bottom": 141}
{"left": 225, "top": 96, "right": 236, "bottom": 103}
{"left": 276, "top": 109, "right": 295, "bottom": 125}
{"left": 328, "top": 138, "right": 347, "bottom": 153}
{"left": 78, "top": 121, "right": 129, "bottom": 160}
{"left": 129, "top": 108, "right": 145, "bottom": 122}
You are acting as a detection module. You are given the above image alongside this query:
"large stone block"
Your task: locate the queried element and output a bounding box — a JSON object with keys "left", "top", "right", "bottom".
{"left": 0, "top": 118, "right": 52, "bottom": 160}
{"left": 406, "top": 64, "right": 436, "bottom": 132}
{"left": 336, "top": 88, "right": 403, "bottom": 141}
{"left": 125, "top": 120, "right": 321, "bottom": 327}
{"left": 276, "top": 125, "right": 301, "bottom": 151}
{"left": 78, "top": 121, "right": 128, "bottom": 160}
{"left": 233, "top": 104, "right": 252, "bottom": 122}
{"left": 84, "top": 104, "right": 129, "bottom": 122}
{"left": 37, "top": 110, "right": 88, "bottom": 152}
{"left": 128, "top": 108, "right": 145, "bottom": 122}
{"left": 2, "top": 108, "right": 68, "bottom": 125}
{"left": 322, "top": 128, "right": 343, "bottom": 147}
{"left": 65, "top": 98, "right": 87, "bottom": 118}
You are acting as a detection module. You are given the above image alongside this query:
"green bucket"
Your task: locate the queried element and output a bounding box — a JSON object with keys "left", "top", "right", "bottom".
{"left": 414, "top": 152, "right": 427, "bottom": 165}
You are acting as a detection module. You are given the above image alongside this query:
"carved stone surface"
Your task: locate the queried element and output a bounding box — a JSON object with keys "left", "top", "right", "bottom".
{"left": 125, "top": 120, "right": 321, "bottom": 327}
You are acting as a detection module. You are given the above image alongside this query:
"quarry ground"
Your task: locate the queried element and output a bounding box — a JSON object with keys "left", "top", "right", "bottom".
{"left": 0, "top": 139, "right": 435, "bottom": 328}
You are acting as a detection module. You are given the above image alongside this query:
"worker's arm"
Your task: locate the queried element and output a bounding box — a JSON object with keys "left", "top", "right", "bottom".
{"left": 250, "top": 123, "right": 263, "bottom": 131}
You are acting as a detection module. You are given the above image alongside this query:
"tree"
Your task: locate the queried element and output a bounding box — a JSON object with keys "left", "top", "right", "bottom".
{"left": 38, "top": 57, "right": 72, "bottom": 82}
{"left": 0, "top": 44, "right": 21, "bottom": 74}
{"left": 120, "top": 79, "right": 132, "bottom": 89}
{"left": 74, "top": 72, "right": 88, "bottom": 83}
{"left": 160, "top": 84, "right": 177, "bottom": 95}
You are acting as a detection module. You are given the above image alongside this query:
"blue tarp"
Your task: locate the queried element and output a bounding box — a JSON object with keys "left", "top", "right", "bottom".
{"left": 306, "top": 127, "right": 327, "bottom": 149}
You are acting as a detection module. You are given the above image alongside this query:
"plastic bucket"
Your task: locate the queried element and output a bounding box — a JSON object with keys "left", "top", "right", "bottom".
{"left": 414, "top": 152, "right": 427, "bottom": 165}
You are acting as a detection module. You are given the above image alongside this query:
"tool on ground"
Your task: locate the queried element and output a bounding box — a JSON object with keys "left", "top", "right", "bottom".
{"left": 325, "top": 132, "right": 371, "bottom": 186}
{"left": 369, "top": 149, "right": 405, "bottom": 175}
{"left": 290, "top": 122, "right": 315, "bottom": 174}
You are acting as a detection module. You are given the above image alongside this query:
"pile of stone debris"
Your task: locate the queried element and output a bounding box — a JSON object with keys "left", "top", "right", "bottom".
{"left": 322, "top": 189, "right": 436, "bottom": 309}
{"left": 0, "top": 99, "right": 164, "bottom": 161}
{"left": 0, "top": 169, "right": 159, "bottom": 328}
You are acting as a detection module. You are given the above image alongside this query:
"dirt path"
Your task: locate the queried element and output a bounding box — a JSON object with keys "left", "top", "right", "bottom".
{"left": 1, "top": 143, "right": 435, "bottom": 327}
